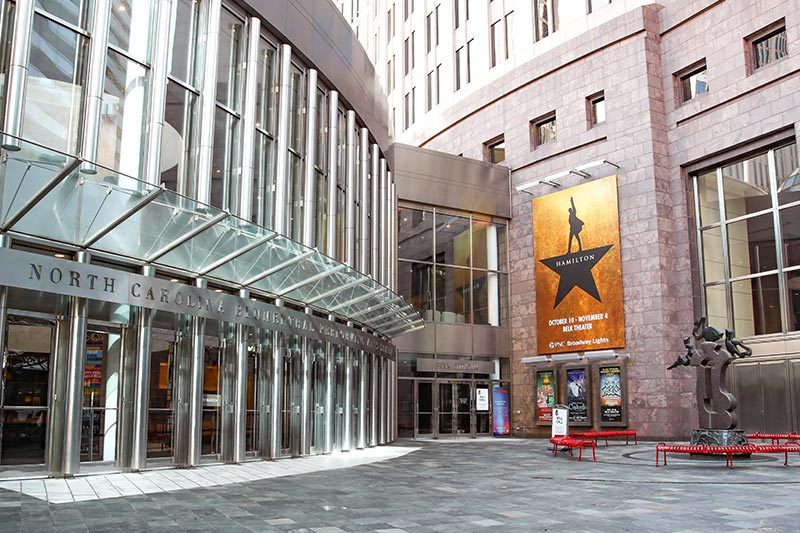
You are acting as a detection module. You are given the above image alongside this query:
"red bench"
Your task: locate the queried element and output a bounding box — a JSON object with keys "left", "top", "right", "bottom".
{"left": 655, "top": 442, "right": 800, "bottom": 469}
{"left": 747, "top": 433, "right": 800, "bottom": 445}
{"left": 572, "top": 430, "right": 638, "bottom": 446}
{"left": 550, "top": 436, "right": 597, "bottom": 462}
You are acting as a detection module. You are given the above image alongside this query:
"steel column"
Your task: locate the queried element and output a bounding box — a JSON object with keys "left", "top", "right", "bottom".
{"left": 344, "top": 111, "right": 356, "bottom": 267}
{"left": 379, "top": 160, "right": 388, "bottom": 285}
{"left": 358, "top": 129, "right": 370, "bottom": 274}
{"left": 370, "top": 147, "right": 380, "bottom": 278}
{"left": 369, "top": 352, "right": 378, "bottom": 446}
{"left": 268, "top": 299, "right": 285, "bottom": 458}
{"left": 238, "top": 17, "right": 261, "bottom": 220}
{"left": 301, "top": 69, "right": 319, "bottom": 247}
{"left": 380, "top": 355, "right": 388, "bottom": 444}
{"left": 233, "top": 289, "right": 250, "bottom": 463}
{"left": 172, "top": 314, "right": 193, "bottom": 467}
{"left": 188, "top": 278, "right": 206, "bottom": 466}
{"left": 357, "top": 344, "right": 367, "bottom": 448}
{"left": 62, "top": 251, "right": 91, "bottom": 476}
{"left": 326, "top": 91, "right": 340, "bottom": 257}
{"left": 389, "top": 178, "right": 396, "bottom": 291}
{"left": 80, "top": 0, "right": 111, "bottom": 173}
{"left": 195, "top": 0, "right": 222, "bottom": 203}
{"left": 342, "top": 323, "right": 353, "bottom": 451}
{"left": 323, "top": 315, "right": 335, "bottom": 453}
{"left": 299, "top": 308, "right": 313, "bottom": 455}
{"left": 1, "top": 0, "right": 34, "bottom": 150}
{"left": 273, "top": 45, "right": 292, "bottom": 235}
{"left": 256, "top": 328, "right": 272, "bottom": 458}
{"left": 144, "top": 0, "right": 178, "bottom": 185}
{"left": 130, "top": 265, "right": 156, "bottom": 471}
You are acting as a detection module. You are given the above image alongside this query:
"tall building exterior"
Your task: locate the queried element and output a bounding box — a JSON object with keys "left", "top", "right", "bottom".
{"left": 0, "top": 0, "right": 421, "bottom": 477}
{"left": 345, "top": 0, "right": 800, "bottom": 439}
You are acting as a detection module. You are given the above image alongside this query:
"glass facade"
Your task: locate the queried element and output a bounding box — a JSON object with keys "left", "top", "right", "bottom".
{"left": 398, "top": 207, "right": 509, "bottom": 326}
{"left": 694, "top": 141, "right": 800, "bottom": 336}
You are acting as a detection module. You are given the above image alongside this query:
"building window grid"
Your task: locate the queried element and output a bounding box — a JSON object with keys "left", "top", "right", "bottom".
{"left": 398, "top": 207, "right": 510, "bottom": 326}
{"left": 588, "top": 92, "right": 605, "bottom": 126}
{"left": 532, "top": 112, "right": 557, "bottom": 147}
{"left": 534, "top": 0, "right": 558, "bottom": 41}
{"left": 693, "top": 142, "right": 800, "bottom": 337}
{"left": 751, "top": 23, "right": 788, "bottom": 70}
{"left": 678, "top": 61, "right": 708, "bottom": 103}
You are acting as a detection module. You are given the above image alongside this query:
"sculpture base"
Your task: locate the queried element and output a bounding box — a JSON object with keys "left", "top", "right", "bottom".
{"left": 690, "top": 429, "right": 748, "bottom": 446}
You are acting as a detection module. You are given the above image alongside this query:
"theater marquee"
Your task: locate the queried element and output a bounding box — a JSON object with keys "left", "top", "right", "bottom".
{"left": 532, "top": 175, "right": 625, "bottom": 355}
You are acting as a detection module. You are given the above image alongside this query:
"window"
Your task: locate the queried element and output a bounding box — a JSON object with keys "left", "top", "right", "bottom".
{"left": 386, "top": 57, "right": 394, "bottom": 91}
{"left": 588, "top": 92, "right": 605, "bottom": 126}
{"left": 387, "top": 6, "right": 394, "bottom": 42}
{"left": 532, "top": 113, "right": 557, "bottom": 147}
{"left": 426, "top": 71, "right": 433, "bottom": 111}
{"left": 404, "top": 92, "right": 410, "bottom": 130}
{"left": 411, "top": 31, "right": 416, "bottom": 69}
{"left": 750, "top": 22, "right": 788, "bottom": 70}
{"left": 426, "top": 13, "right": 432, "bottom": 53}
{"left": 466, "top": 39, "right": 473, "bottom": 84}
{"left": 404, "top": 37, "right": 410, "bottom": 75}
{"left": 504, "top": 12, "right": 514, "bottom": 58}
{"left": 435, "top": 5, "right": 440, "bottom": 45}
{"left": 404, "top": 0, "right": 409, "bottom": 20}
{"left": 485, "top": 137, "right": 505, "bottom": 164}
{"left": 411, "top": 87, "right": 416, "bottom": 125}
{"left": 588, "top": 0, "right": 611, "bottom": 14}
{"left": 455, "top": 46, "right": 464, "bottom": 90}
{"left": 435, "top": 64, "right": 441, "bottom": 105}
{"left": 534, "top": 0, "right": 557, "bottom": 40}
{"left": 677, "top": 61, "right": 708, "bottom": 103}
{"left": 490, "top": 21, "right": 501, "bottom": 68}
{"left": 454, "top": 0, "right": 460, "bottom": 29}
{"left": 693, "top": 141, "right": 800, "bottom": 336}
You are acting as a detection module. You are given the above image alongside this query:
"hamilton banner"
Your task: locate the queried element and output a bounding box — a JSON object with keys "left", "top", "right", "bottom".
{"left": 532, "top": 175, "right": 625, "bottom": 355}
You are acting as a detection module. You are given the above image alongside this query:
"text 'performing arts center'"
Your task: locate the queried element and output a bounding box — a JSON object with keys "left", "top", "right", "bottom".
{"left": 0, "top": 0, "right": 419, "bottom": 477}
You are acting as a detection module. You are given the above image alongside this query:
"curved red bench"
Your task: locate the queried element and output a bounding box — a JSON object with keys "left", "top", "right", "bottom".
{"left": 655, "top": 442, "right": 800, "bottom": 468}
{"left": 747, "top": 433, "right": 800, "bottom": 445}
{"left": 572, "top": 430, "right": 638, "bottom": 446}
{"left": 550, "top": 436, "right": 597, "bottom": 462}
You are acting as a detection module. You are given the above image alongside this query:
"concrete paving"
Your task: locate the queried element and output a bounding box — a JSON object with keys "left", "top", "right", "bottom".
{"left": 0, "top": 438, "right": 798, "bottom": 532}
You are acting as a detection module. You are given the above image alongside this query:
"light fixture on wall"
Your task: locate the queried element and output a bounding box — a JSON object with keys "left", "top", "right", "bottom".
{"left": 516, "top": 159, "right": 620, "bottom": 193}
{"left": 550, "top": 352, "right": 581, "bottom": 363}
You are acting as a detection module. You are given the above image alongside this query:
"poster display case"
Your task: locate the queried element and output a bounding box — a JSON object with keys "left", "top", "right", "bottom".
{"left": 534, "top": 367, "right": 556, "bottom": 425}
{"left": 596, "top": 362, "right": 628, "bottom": 426}
{"left": 563, "top": 364, "right": 592, "bottom": 426}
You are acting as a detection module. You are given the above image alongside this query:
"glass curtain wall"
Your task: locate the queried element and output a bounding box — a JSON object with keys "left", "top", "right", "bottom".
{"left": 80, "top": 329, "right": 122, "bottom": 463}
{"left": 694, "top": 141, "right": 800, "bottom": 336}
{"left": 397, "top": 207, "right": 509, "bottom": 325}
{"left": 286, "top": 65, "right": 306, "bottom": 240}
{"left": 315, "top": 88, "right": 330, "bottom": 253}
{"left": 210, "top": 7, "right": 245, "bottom": 211}
{"left": 160, "top": 0, "right": 201, "bottom": 195}
{"left": 253, "top": 36, "right": 278, "bottom": 227}
{"left": 336, "top": 108, "right": 348, "bottom": 261}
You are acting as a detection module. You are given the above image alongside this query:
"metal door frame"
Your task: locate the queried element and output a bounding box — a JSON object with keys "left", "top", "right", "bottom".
{"left": 414, "top": 379, "right": 435, "bottom": 438}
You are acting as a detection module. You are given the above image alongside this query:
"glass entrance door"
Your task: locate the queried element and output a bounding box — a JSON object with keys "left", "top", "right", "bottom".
{"left": 454, "top": 382, "right": 472, "bottom": 436}
{"left": 435, "top": 381, "right": 475, "bottom": 438}
{"left": 309, "top": 342, "right": 326, "bottom": 454}
{"left": 475, "top": 381, "right": 491, "bottom": 435}
{"left": 414, "top": 380, "right": 434, "bottom": 438}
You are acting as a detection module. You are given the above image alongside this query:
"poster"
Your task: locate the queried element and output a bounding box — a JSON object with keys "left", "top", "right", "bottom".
{"left": 476, "top": 388, "right": 489, "bottom": 411}
{"left": 492, "top": 386, "right": 510, "bottom": 436}
{"left": 83, "top": 333, "right": 105, "bottom": 401}
{"left": 566, "top": 367, "right": 589, "bottom": 424}
{"left": 551, "top": 405, "right": 568, "bottom": 438}
{"left": 535, "top": 370, "right": 555, "bottom": 423}
{"left": 599, "top": 365, "right": 624, "bottom": 423}
{"left": 532, "top": 175, "right": 625, "bottom": 354}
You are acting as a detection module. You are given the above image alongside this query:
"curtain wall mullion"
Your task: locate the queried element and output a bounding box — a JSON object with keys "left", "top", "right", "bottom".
{"left": 326, "top": 91, "right": 340, "bottom": 256}
{"left": 379, "top": 159, "right": 388, "bottom": 285}
{"left": 767, "top": 149, "right": 790, "bottom": 333}
{"left": 238, "top": 17, "right": 260, "bottom": 220}
{"left": 195, "top": 0, "right": 222, "bottom": 204}
{"left": 389, "top": 177, "right": 397, "bottom": 291}
{"left": 715, "top": 167, "right": 733, "bottom": 331}
{"left": 345, "top": 110, "right": 357, "bottom": 267}
{"left": 370, "top": 147, "right": 381, "bottom": 278}
{"left": 302, "top": 69, "right": 319, "bottom": 247}
{"left": 358, "top": 128, "right": 370, "bottom": 273}
{"left": 79, "top": 0, "right": 110, "bottom": 173}
{"left": 273, "top": 44, "right": 292, "bottom": 235}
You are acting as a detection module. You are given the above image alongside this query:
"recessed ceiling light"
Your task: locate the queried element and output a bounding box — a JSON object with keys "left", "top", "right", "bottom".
{"left": 54, "top": 253, "right": 66, "bottom": 258}
{"left": 214, "top": 289, "right": 223, "bottom": 293}
{"left": 169, "top": 278, "right": 180, "bottom": 283}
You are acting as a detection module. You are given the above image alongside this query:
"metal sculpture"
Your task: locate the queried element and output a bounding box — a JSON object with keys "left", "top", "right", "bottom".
{"left": 667, "top": 317, "right": 751, "bottom": 430}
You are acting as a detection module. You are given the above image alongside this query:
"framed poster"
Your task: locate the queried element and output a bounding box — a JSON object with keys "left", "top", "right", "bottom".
{"left": 532, "top": 175, "right": 626, "bottom": 355}
{"left": 476, "top": 388, "right": 490, "bottom": 412}
{"left": 492, "top": 386, "right": 510, "bottom": 436}
{"left": 564, "top": 364, "right": 592, "bottom": 426}
{"left": 596, "top": 363, "right": 628, "bottom": 426}
{"left": 534, "top": 368, "right": 556, "bottom": 425}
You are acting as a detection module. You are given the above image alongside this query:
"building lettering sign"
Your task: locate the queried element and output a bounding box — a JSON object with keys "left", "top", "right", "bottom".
{"left": 416, "top": 358, "right": 495, "bottom": 374}
{"left": 532, "top": 174, "right": 626, "bottom": 355}
{"left": 0, "top": 247, "right": 395, "bottom": 358}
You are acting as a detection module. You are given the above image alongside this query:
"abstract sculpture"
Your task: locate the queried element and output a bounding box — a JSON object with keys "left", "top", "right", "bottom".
{"left": 667, "top": 317, "right": 751, "bottom": 430}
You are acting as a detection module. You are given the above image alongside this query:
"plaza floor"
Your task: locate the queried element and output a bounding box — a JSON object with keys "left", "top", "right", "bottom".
{"left": 0, "top": 437, "right": 798, "bottom": 532}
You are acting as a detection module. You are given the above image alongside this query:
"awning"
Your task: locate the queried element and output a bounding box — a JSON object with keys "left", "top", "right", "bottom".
{"left": 0, "top": 133, "right": 423, "bottom": 338}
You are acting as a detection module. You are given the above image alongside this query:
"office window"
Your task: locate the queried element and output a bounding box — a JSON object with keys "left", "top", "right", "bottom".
{"left": 504, "top": 12, "right": 513, "bottom": 58}
{"left": 386, "top": 58, "right": 394, "bottom": 91}
{"left": 455, "top": 46, "right": 464, "bottom": 90}
{"left": 435, "top": 64, "right": 441, "bottom": 104}
{"left": 426, "top": 71, "right": 433, "bottom": 111}
{"left": 404, "top": 92, "right": 410, "bottom": 130}
{"left": 466, "top": 39, "right": 472, "bottom": 84}
{"left": 454, "top": 0, "right": 460, "bottom": 29}
{"left": 387, "top": 6, "right": 394, "bottom": 42}
{"left": 532, "top": 112, "right": 556, "bottom": 147}
{"left": 534, "top": 0, "right": 557, "bottom": 40}
{"left": 411, "top": 31, "right": 415, "bottom": 69}
{"left": 485, "top": 137, "right": 505, "bottom": 164}
{"left": 435, "top": 5, "right": 440, "bottom": 45}
{"left": 426, "top": 13, "right": 432, "bottom": 52}
{"left": 490, "top": 21, "right": 501, "bottom": 68}
{"left": 678, "top": 61, "right": 708, "bottom": 103}
{"left": 404, "top": 0, "right": 409, "bottom": 20}
{"left": 411, "top": 87, "right": 416, "bottom": 125}
{"left": 404, "top": 37, "right": 410, "bottom": 75}
{"left": 588, "top": 92, "right": 605, "bottom": 126}
{"left": 750, "top": 22, "right": 788, "bottom": 70}
{"left": 588, "top": 0, "right": 611, "bottom": 14}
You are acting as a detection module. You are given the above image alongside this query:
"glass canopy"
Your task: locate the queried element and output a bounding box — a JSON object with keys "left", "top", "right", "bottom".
{"left": 0, "top": 133, "right": 423, "bottom": 337}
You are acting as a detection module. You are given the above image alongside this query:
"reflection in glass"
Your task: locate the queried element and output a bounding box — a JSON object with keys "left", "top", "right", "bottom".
{"left": 108, "top": 0, "right": 153, "bottom": 61}
{"left": 99, "top": 50, "right": 148, "bottom": 176}
{"left": 435, "top": 266, "right": 470, "bottom": 323}
{"left": 732, "top": 275, "right": 781, "bottom": 337}
{"left": 397, "top": 260, "right": 433, "bottom": 318}
{"left": 701, "top": 226, "right": 724, "bottom": 283}
{"left": 781, "top": 205, "right": 800, "bottom": 268}
{"left": 170, "top": 0, "right": 200, "bottom": 84}
{"left": 253, "top": 132, "right": 275, "bottom": 227}
{"left": 216, "top": 8, "right": 244, "bottom": 110}
{"left": 704, "top": 284, "right": 728, "bottom": 332}
{"left": 788, "top": 270, "right": 800, "bottom": 332}
{"left": 210, "top": 107, "right": 241, "bottom": 211}
{"left": 775, "top": 143, "right": 800, "bottom": 206}
{"left": 727, "top": 214, "right": 777, "bottom": 277}
{"left": 25, "top": 14, "right": 88, "bottom": 154}
{"left": 202, "top": 343, "right": 221, "bottom": 457}
{"left": 288, "top": 66, "right": 305, "bottom": 153}
{"left": 398, "top": 208, "right": 433, "bottom": 262}
{"left": 435, "top": 213, "right": 470, "bottom": 267}
{"left": 35, "top": 0, "right": 90, "bottom": 29}
{"left": 696, "top": 172, "right": 720, "bottom": 226}
{"left": 81, "top": 331, "right": 121, "bottom": 462}
{"left": 0, "top": 0, "right": 13, "bottom": 124}
{"left": 255, "top": 39, "right": 277, "bottom": 134}
{"left": 722, "top": 152, "right": 771, "bottom": 219}
{"left": 397, "top": 379, "right": 413, "bottom": 438}
{"left": 471, "top": 220, "right": 503, "bottom": 270}
{"left": 147, "top": 336, "right": 174, "bottom": 458}
{"left": 160, "top": 80, "right": 198, "bottom": 195}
